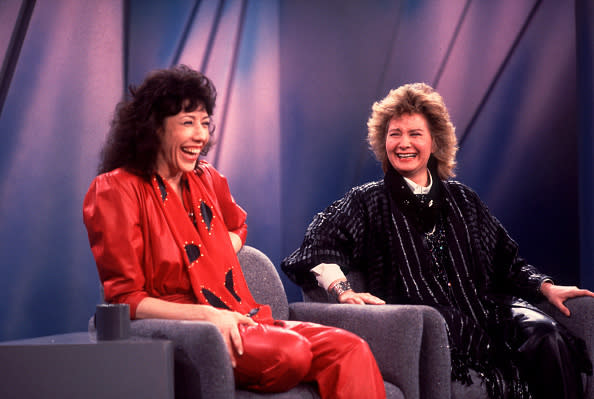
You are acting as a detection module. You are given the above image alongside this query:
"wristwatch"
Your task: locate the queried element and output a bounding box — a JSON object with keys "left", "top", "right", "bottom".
{"left": 329, "top": 280, "right": 352, "bottom": 300}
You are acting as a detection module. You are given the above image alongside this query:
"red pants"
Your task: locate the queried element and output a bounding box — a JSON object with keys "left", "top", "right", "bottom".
{"left": 233, "top": 320, "right": 386, "bottom": 399}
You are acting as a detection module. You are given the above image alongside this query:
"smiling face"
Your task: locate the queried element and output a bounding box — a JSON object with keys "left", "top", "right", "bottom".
{"left": 155, "top": 103, "right": 210, "bottom": 183}
{"left": 385, "top": 113, "right": 433, "bottom": 186}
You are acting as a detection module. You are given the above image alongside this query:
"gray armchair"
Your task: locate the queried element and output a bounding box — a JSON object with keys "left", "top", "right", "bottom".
{"left": 303, "top": 271, "right": 594, "bottom": 399}
{"left": 115, "top": 246, "right": 438, "bottom": 399}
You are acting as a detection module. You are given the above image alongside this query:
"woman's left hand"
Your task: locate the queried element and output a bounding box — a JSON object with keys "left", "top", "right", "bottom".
{"left": 540, "top": 282, "right": 594, "bottom": 316}
{"left": 228, "top": 232, "right": 242, "bottom": 253}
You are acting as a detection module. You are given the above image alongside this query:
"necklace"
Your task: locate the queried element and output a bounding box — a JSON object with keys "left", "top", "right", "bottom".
{"left": 188, "top": 210, "right": 197, "bottom": 228}
{"left": 424, "top": 216, "right": 449, "bottom": 286}
{"left": 425, "top": 224, "right": 437, "bottom": 236}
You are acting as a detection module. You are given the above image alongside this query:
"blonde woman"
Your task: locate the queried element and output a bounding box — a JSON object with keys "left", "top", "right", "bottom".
{"left": 283, "top": 83, "right": 593, "bottom": 399}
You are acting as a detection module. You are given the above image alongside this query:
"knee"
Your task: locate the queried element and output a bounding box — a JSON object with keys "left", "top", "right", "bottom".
{"left": 272, "top": 331, "right": 313, "bottom": 377}
{"left": 337, "top": 327, "right": 369, "bottom": 347}
{"left": 529, "top": 318, "right": 558, "bottom": 341}
{"left": 237, "top": 326, "right": 313, "bottom": 392}
{"left": 518, "top": 317, "right": 562, "bottom": 353}
{"left": 327, "top": 327, "right": 373, "bottom": 356}
{"left": 257, "top": 332, "right": 313, "bottom": 391}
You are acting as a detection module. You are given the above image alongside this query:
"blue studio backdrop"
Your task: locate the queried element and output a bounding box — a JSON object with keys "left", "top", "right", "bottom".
{"left": 0, "top": 0, "right": 592, "bottom": 341}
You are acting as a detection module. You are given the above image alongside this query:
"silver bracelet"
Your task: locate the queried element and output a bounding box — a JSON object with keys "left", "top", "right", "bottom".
{"left": 539, "top": 278, "right": 554, "bottom": 293}
{"left": 330, "top": 280, "right": 352, "bottom": 300}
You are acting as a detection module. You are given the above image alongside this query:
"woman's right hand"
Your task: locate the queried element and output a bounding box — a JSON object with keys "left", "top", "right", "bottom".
{"left": 338, "top": 290, "right": 386, "bottom": 305}
{"left": 327, "top": 278, "right": 385, "bottom": 305}
{"left": 135, "top": 298, "right": 257, "bottom": 367}
{"left": 204, "top": 308, "right": 257, "bottom": 367}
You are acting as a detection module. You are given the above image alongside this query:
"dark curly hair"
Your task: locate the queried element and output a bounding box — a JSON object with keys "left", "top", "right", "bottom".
{"left": 98, "top": 65, "right": 217, "bottom": 178}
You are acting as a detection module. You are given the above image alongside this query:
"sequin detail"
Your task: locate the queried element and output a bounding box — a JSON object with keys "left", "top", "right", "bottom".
{"left": 184, "top": 243, "right": 200, "bottom": 263}
{"left": 202, "top": 288, "right": 231, "bottom": 310}
{"left": 155, "top": 175, "right": 168, "bottom": 201}
{"left": 200, "top": 201, "right": 213, "bottom": 231}
{"left": 225, "top": 269, "right": 241, "bottom": 302}
{"left": 423, "top": 214, "right": 449, "bottom": 289}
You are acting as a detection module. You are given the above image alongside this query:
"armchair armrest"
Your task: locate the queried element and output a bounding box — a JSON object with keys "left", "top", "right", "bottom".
{"left": 130, "top": 319, "right": 235, "bottom": 399}
{"left": 417, "top": 305, "right": 451, "bottom": 399}
{"left": 535, "top": 296, "right": 594, "bottom": 341}
{"left": 289, "top": 302, "right": 425, "bottom": 399}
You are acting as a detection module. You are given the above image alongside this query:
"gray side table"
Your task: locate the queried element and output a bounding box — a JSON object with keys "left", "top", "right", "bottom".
{"left": 0, "top": 332, "right": 174, "bottom": 399}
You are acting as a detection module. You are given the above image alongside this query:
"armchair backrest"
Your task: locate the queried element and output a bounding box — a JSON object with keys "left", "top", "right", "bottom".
{"left": 238, "top": 246, "right": 290, "bottom": 320}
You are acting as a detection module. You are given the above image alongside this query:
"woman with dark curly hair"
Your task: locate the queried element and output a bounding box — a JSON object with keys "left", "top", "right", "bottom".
{"left": 83, "top": 65, "right": 385, "bottom": 398}
{"left": 98, "top": 66, "right": 216, "bottom": 178}
{"left": 282, "top": 82, "right": 593, "bottom": 399}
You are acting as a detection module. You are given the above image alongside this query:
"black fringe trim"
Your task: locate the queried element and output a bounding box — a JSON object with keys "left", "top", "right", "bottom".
{"left": 450, "top": 350, "right": 532, "bottom": 399}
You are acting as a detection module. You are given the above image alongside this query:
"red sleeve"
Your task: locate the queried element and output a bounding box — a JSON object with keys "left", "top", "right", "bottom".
{"left": 82, "top": 171, "right": 149, "bottom": 318}
{"left": 201, "top": 163, "right": 248, "bottom": 244}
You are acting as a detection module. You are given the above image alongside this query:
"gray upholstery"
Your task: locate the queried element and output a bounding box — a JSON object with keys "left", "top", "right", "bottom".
{"left": 304, "top": 271, "right": 594, "bottom": 399}
{"left": 112, "top": 246, "right": 423, "bottom": 399}
{"left": 303, "top": 272, "right": 449, "bottom": 399}
{"left": 241, "top": 245, "right": 406, "bottom": 399}
{"left": 290, "top": 302, "right": 424, "bottom": 399}
{"left": 239, "top": 244, "right": 290, "bottom": 320}
{"left": 129, "top": 319, "right": 235, "bottom": 398}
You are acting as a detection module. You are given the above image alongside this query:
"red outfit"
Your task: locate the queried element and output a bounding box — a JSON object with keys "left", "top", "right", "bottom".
{"left": 83, "top": 162, "right": 385, "bottom": 398}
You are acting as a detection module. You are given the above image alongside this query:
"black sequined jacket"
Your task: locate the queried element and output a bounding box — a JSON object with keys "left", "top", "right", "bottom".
{"left": 283, "top": 170, "right": 562, "bottom": 394}
{"left": 281, "top": 175, "right": 551, "bottom": 308}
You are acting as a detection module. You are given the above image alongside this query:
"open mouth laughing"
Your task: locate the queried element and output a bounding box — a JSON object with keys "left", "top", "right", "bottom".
{"left": 182, "top": 147, "right": 201, "bottom": 155}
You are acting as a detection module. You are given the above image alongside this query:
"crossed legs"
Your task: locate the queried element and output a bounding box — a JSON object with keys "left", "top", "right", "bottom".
{"left": 505, "top": 306, "right": 586, "bottom": 399}
{"left": 233, "top": 320, "right": 386, "bottom": 399}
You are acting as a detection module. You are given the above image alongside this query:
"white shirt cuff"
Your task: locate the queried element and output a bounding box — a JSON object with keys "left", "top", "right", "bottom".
{"left": 310, "top": 263, "right": 346, "bottom": 291}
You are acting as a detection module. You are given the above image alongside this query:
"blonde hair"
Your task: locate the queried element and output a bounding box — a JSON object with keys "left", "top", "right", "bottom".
{"left": 367, "top": 83, "right": 458, "bottom": 180}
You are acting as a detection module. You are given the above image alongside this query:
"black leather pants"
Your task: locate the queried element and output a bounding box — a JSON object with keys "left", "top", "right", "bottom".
{"left": 503, "top": 305, "right": 585, "bottom": 399}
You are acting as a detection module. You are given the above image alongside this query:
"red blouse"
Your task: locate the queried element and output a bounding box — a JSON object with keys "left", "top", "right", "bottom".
{"left": 83, "top": 161, "right": 271, "bottom": 322}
